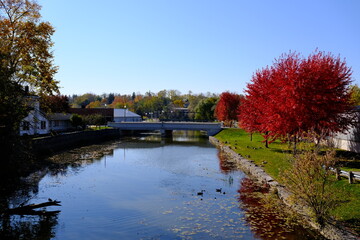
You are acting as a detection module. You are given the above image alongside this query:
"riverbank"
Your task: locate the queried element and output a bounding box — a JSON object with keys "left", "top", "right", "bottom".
{"left": 32, "top": 128, "right": 120, "bottom": 156}
{"left": 209, "top": 134, "right": 359, "bottom": 240}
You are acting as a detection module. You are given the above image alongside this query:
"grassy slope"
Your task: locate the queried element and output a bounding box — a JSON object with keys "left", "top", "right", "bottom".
{"left": 215, "top": 128, "right": 360, "bottom": 225}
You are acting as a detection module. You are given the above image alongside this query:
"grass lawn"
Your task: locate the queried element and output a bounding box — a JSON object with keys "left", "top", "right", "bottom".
{"left": 86, "top": 125, "right": 113, "bottom": 130}
{"left": 215, "top": 128, "right": 360, "bottom": 228}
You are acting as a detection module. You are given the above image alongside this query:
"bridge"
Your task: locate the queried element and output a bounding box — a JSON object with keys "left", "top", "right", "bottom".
{"left": 107, "top": 122, "right": 222, "bottom": 137}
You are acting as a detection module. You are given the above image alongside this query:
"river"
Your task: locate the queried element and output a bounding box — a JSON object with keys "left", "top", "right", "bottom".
{"left": 0, "top": 131, "right": 324, "bottom": 239}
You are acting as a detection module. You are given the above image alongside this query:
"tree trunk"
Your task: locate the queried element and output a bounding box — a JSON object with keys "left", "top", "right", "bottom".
{"left": 293, "top": 136, "right": 297, "bottom": 155}
{"left": 265, "top": 131, "right": 269, "bottom": 148}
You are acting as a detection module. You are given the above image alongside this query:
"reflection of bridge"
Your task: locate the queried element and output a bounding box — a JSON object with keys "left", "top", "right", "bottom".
{"left": 107, "top": 122, "right": 222, "bottom": 136}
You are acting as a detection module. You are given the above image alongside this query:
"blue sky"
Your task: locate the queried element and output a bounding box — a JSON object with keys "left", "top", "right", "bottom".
{"left": 39, "top": 0, "right": 360, "bottom": 96}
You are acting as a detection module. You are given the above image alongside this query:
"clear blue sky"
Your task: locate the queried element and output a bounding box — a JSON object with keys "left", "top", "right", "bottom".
{"left": 39, "top": 0, "right": 360, "bottom": 96}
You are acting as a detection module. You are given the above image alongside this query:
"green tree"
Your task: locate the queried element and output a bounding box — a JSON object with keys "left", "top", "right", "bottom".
{"left": 187, "top": 93, "right": 205, "bottom": 120}
{"left": 72, "top": 93, "right": 98, "bottom": 108}
{"left": 194, "top": 97, "right": 218, "bottom": 121}
{"left": 107, "top": 93, "right": 115, "bottom": 104}
{"left": 350, "top": 85, "right": 360, "bottom": 106}
{"left": 70, "top": 114, "right": 83, "bottom": 129}
{"left": 83, "top": 114, "right": 106, "bottom": 127}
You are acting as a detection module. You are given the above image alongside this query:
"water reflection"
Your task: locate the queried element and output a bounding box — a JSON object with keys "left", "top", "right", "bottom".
{"left": 0, "top": 170, "right": 59, "bottom": 240}
{"left": 218, "top": 151, "right": 238, "bottom": 174}
{"left": 0, "top": 214, "right": 59, "bottom": 240}
{"left": 237, "top": 178, "right": 324, "bottom": 240}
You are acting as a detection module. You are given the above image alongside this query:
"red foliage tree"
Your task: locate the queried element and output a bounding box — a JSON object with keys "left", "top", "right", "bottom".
{"left": 239, "top": 51, "right": 353, "bottom": 149}
{"left": 40, "top": 95, "right": 70, "bottom": 113}
{"left": 239, "top": 67, "right": 278, "bottom": 145}
{"left": 215, "top": 92, "right": 243, "bottom": 127}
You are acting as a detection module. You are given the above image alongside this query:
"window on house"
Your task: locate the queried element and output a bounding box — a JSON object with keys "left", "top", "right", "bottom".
{"left": 41, "top": 121, "right": 46, "bottom": 129}
{"left": 22, "top": 121, "right": 30, "bottom": 131}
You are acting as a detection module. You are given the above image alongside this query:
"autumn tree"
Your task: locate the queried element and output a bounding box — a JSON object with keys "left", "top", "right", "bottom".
{"left": 0, "top": 0, "right": 58, "bottom": 94}
{"left": 72, "top": 93, "right": 99, "bottom": 108}
{"left": 350, "top": 85, "right": 360, "bottom": 106}
{"left": 239, "top": 67, "right": 275, "bottom": 145}
{"left": 86, "top": 100, "right": 102, "bottom": 108}
{"left": 281, "top": 150, "right": 342, "bottom": 225}
{"left": 0, "top": 0, "right": 59, "bottom": 160}
{"left": 239, "top": 51, "right": 353, "bottom": 150}
{"left": 40, "top": 95, "right": 69, "bottom": 113}
{"left": 215, "top": 92, "right": 243, "bottom": 127}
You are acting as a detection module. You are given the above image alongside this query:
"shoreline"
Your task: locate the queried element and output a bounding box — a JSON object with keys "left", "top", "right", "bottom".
{"left": 209, "top": 136, "right": 359, "bottom": 240}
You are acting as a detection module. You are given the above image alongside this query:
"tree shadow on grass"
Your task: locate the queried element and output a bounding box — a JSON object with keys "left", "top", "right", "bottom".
{"left": 326, "top": 150, "right": 360, "bottom": 169}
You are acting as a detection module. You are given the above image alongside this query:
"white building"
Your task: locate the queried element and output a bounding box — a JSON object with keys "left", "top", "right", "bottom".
{"left": 20, "top": 96, "right": 73, "bottom": 136}
{"left": 328, "top": 106, "right": 360, "bottom": 153}
{"left": 114, "top": 109, "right": 142, "bottom": 122}
{"left": 20, "top": 96, "right": 49, "bottom": 136}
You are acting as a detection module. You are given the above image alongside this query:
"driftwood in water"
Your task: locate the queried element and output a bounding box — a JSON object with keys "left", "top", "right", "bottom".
{"left": 1, "top": 200, "right": 61, "bottom": 216}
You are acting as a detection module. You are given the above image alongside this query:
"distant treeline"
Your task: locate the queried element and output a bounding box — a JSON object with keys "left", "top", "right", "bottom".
{"left": 64, "top": 90, "right": 222, "bottom": 121}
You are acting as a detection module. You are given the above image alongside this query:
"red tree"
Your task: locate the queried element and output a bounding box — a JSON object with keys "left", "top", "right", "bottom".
{"left": 215, "top": 92, "right": 243, "bottom": 127}
{"left": 40, "top": 95, "right": 70, "bottom": 113}
{"left": 239, "top": 67, "right": 278, "bottom": 145}
{"left": 239, "top": 51, "right": 353, "bottom": 149}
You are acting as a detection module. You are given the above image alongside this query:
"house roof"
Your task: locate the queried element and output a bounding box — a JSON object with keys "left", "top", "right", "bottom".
{"left": 114, "top": 109, "right": 141, "bottom": 118}
{"left": 47, "top": 113, "right": 72, "bottom": 121}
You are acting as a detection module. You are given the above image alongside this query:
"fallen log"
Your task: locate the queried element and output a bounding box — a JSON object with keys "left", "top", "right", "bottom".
{"left": 1, "top": 200, "right": 61, "bottom": 216}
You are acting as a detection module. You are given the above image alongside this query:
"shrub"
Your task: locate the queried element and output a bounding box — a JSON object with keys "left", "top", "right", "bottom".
{"left": 281, "top": 151, "right": 342, "bottom": 225}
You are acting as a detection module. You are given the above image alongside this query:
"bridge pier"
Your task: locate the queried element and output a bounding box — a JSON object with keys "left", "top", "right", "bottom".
{"left": 160, "top": 129, "right": 173, "bottom": 138}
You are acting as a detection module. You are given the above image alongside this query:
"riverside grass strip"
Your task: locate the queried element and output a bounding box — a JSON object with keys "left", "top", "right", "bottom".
{"left": 214, "top": 129, "right": 360, "bottom": 228}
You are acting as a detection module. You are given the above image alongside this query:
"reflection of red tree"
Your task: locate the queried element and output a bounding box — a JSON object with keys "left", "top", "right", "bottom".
{"left": 217, "top": 151, "right": 237, "bottom": 174}
{"left": 237, "top": 178, "right": 317, "bottom": 239}
{"left": 238, "top": 178, "right": 269, "bottom": 205}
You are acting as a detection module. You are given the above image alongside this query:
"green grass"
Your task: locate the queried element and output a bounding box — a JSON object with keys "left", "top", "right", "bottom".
{"left": 215, "top": 128, "right": 360, "bottom": 226}
{"left": 215, "top": 128, "right": 292, "bottom": 179}
{"left": 86, "top": 126, "right": 113, "bottom": 130}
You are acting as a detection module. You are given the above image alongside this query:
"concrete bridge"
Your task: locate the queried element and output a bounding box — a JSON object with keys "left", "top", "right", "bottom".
{"left": 107, "top": 122, "right": 222, "bottom": 137}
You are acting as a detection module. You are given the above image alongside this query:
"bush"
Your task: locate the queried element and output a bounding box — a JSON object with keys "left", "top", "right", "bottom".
{"left": 281, "top": 151, "right": 342, "bottom": 225}
{"left": 70, "top": 114, "right": 83, "bottom": 128}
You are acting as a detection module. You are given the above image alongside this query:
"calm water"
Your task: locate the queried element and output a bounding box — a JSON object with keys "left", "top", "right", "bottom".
{"left": 0, "top": 131, "right": 323, "bottom": 240}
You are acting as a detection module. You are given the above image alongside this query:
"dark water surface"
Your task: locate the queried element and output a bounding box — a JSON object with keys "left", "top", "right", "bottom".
{"left": 0, "top": 131, "right": 323, "bottom": 239}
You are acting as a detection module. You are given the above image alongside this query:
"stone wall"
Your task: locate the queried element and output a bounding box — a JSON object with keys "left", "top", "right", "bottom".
{"left": 32, "top": 129, "right": 120, "bottom": 156}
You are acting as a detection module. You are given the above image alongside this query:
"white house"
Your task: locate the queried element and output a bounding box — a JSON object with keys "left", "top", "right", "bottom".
{"left": 114, "top": 109, "right": 142, "bottom": 122}
{"left": 20, "top": 96, "right": 50, "bottom": 136}
{"left": 20, "top": 96, "right": 73, "bottom": 136}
